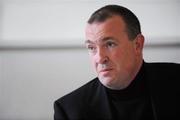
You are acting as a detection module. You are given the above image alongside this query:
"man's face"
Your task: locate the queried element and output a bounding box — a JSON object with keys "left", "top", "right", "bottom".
{"left": 85, "top": 16, "right": 144, "bottom": 89}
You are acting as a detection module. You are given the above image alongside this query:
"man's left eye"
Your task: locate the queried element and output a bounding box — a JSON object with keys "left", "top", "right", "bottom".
{"left": 106, "top": 42, "right": 116, "bottom": 48}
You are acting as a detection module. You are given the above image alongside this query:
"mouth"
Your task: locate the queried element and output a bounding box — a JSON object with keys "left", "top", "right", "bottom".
{"left": 99, "top": 68, "right": 113, "bottom": 75}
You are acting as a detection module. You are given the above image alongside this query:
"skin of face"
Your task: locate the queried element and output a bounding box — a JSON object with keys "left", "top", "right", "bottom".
{"left": 85, "top": 16, "right": 144, "bottom": 90}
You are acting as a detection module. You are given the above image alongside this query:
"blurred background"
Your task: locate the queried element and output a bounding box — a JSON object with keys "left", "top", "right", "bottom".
{"left": 0, "top": 0, "right": 179, "bottom": 119}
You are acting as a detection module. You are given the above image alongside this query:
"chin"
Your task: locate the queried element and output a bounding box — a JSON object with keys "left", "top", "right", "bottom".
{"left": 99, "top": 76, "right": 115, "bottom": 88}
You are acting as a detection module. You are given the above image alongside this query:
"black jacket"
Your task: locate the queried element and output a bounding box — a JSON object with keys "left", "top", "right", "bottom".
{"left": 54, "top": 62, "right": 180, "bottom": 120}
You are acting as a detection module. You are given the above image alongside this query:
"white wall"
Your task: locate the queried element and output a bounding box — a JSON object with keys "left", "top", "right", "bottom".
{"left": 0, "top": 0, "right": 180, "bottom": 120}
{"left": 0, "top": 49, "right": 95, "bottom": 120}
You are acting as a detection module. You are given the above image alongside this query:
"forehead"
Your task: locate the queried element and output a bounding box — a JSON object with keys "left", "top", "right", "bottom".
{"left": 85, "top": 16, "right": 126, "bottom": 43}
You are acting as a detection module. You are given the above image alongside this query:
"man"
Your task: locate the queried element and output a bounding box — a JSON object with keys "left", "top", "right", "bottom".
{"left": 54, "top": 5, "right": 179, "bottom": 120}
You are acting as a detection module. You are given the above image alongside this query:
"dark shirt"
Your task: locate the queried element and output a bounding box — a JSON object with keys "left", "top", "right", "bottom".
{"left": 106, "top": 63, "right": 154, "bottom": 120}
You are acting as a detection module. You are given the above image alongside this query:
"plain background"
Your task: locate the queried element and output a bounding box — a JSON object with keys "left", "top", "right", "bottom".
{"left": 0, "top": 0, "right": 180, "bottom": 119}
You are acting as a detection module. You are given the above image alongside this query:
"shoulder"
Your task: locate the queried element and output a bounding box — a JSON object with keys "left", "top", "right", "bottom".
{"left": 145, "top": 62, "right": 180, "bottom": 67}
{"left": 145, "top": 62, "right": 180, "bottom": 73}
{"left": 54, "top": 78, "right": 101, "bottom": 118}
{"left": 144, "top": 62, "right": 180, "bottom": 86}
{"left": 55, "top": 78, "right": 100, "bottom": 108}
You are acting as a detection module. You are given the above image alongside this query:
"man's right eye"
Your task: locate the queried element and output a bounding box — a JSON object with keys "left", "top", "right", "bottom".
{"left": 87, "top": 45, "right": 96, "bottom": 52}
{"left": 87, "top": 46, "right": 95, "bottom": 50}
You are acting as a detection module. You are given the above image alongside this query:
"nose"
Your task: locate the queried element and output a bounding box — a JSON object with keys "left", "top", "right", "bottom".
{"left": 95, "top": 47, "right": 108, "bottom": 64}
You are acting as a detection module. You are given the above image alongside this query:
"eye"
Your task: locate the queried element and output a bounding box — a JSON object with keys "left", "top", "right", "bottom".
{"left": 106, "top": 41, "right": 116, "bottom": 48}
{"left": 86, "top": 45, "right": 97, "bottom": 52}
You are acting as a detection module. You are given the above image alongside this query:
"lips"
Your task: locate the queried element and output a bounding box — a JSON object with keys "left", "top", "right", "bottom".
{"left": 99, "top": 68, "right": 113, "bottom": 75}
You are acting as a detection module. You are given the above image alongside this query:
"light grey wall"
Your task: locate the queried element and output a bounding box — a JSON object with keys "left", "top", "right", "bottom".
{"left": 0, "top": 0, "right": 180, "bottom": 120}
{"left": 0, "top": 49, "right": 95, "bottom": 120}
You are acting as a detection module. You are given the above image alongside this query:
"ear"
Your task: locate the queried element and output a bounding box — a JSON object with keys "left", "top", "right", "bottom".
{"left": 134, "top": 34, "right": 144, "bottom": 55}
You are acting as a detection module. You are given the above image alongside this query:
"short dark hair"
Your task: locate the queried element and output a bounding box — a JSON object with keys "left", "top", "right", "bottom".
{"left": 88, "top": 5, "right": 141, "bottom": 40}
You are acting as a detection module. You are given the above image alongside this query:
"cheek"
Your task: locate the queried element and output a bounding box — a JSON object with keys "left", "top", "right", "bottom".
{"left": 110, "top": 50, "right": 124, "bottom": 62}
{"left": 89, "top": 56, "right": 97, "bottom": 69}
{"left": 110, "top": 48, "right": 133, "bottom": 67}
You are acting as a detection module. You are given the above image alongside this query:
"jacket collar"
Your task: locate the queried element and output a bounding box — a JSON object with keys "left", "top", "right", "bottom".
{"left": 85, "top": 79, "right": 113, "bottom": 119}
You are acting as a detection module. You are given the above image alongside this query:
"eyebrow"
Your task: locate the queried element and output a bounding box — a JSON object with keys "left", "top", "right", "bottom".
{"left": 85, "top": 37, "right": 116, "bottom": 44}
{"left": 102, "top": 37, "right": 116, "bottom": 42}
{"left": 85, "top": 40, "right": 93, "bottom": 44}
